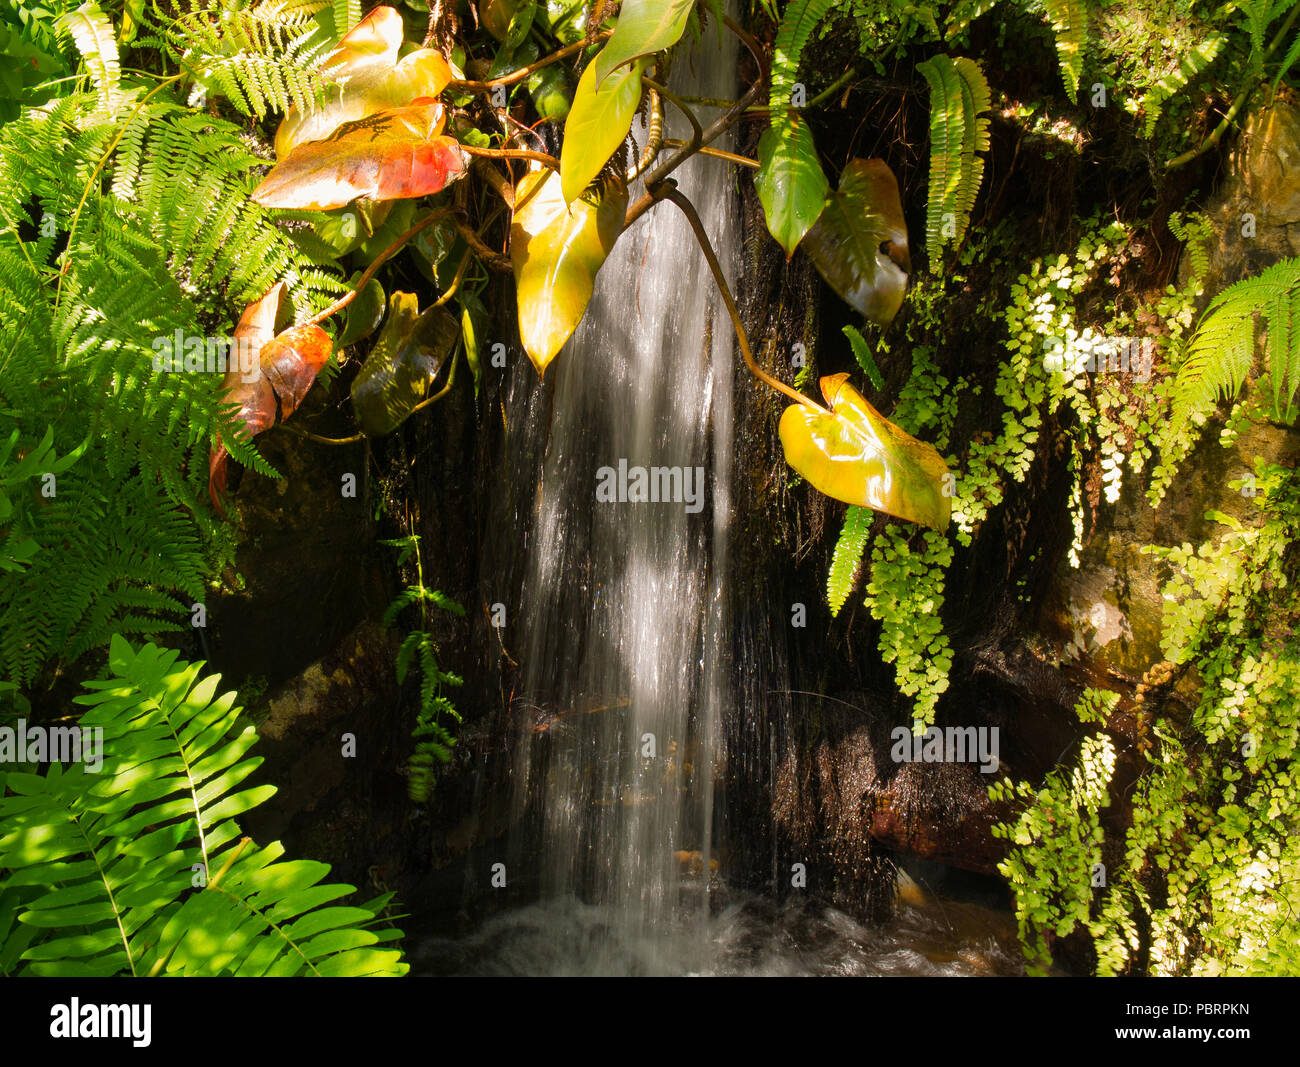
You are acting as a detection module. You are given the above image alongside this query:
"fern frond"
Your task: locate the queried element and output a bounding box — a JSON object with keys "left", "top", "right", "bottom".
{"left": 56, "top": 2, "right": 123, "bottom": 117}
{"left": 827, "top": 505, "right": 873, "bottom": 617}
{"left": 1044, "top": 0, "right": 1088, "bottom": 102}
{"left": 168, "top": 3, "right": 334, "bottom": 118}
{"left": 1140, "top": 34, "right": 1225, "bottom": 138}
{"left": 0, "top": 637, "right": 409, "bottom": 977}
{"left": 917, "top": 54, "right": 990, "bottom": 260}
{"left": 768, "top": 0, "right": 835, "bottom": 124}
{"left": 1169, "top": 257, "right": 1300, "bottom": 436}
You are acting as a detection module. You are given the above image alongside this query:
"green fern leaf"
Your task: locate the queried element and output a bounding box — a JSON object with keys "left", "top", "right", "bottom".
{"left": 917, "top": 54, "right": 990, "bottom": 260}
{"left": 1044, "top": 0, "right": 1088, "bottom": 103}
{"left": 827, "top": 505, "right": 873, "bottom": 616}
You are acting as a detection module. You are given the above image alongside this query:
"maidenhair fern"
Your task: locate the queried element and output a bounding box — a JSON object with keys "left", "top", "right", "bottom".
{"left": 916, "top": 54, "right": 989, "bottom": 261}
{"left": 0, "top": 636, "right": 408, "bottom": 977}
{"left": 1167, "top": 256, "right": 1300, "bottom": 438}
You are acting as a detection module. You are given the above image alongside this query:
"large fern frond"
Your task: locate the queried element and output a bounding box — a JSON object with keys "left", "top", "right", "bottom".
{"left": 1044, "top": 0, "right": 1088, "bottom": 103}
{"left": 768, "top": 0, "right": 835, "bottom": 123}
{"left": 1169, "top": 257, "right": 1300, "bottom": 436}
{"left": 917, "top": 54, "right": 990, "bottom": 261}
{"left": 0, "top": 637, "right": 408, "bottom": 977}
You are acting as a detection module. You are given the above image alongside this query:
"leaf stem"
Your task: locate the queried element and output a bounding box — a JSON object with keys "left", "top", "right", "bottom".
{"left": 659, "top": 185, "right": 826, "bottom": 413}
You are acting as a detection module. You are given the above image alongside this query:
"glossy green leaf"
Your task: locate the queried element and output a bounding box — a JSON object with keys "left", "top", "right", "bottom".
{"left": 594, "top": 0, "right": 695, "bottom": 84}
{"left": 803, "top": 158, "right": 910, "bottom": 326}
{"left": 338, "top": 273, "right": 385, "bottom": 348}
{"left": 560, "top": 57, "right": 647, "bottom": 203}
{"left": 754, "top": 115, "right": 828, "bottom": 258}
{"left": 779, "top": 373, "right": 951, "bottom": 531}
{"left": 511, "top": 167, "right": 628, "bottom": 375}
{"left": 350, "top": 291, "right": 459, "bottom": 436}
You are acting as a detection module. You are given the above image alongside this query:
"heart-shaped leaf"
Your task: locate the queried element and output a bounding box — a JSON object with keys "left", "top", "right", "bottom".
{"left": 559, "top": 57, "right": 646, "bottom": 203}
{"left": 755, "top": 115, "right": 828, "bottom": 258}
{"left": 261, "top": 324, "right": 332, "bottom": 417}
{"left": 351, "top": 291, "right": 459, "bottom": 436}
{"left": 779, "top": 373, "right": 951, "bottom": 531}
{"left": 511, "top": 166, "right": 627, "bottom": 375}
{"left": 275, "top": 49, "right": 454, "bottom": 158}
{"left": 594, "top": 0, "right": 695, "bottom": 84}
{"left": 803, "top": 158, "right": 911, "bottom": 326}
{"left": 338, "top": 272, "right": 386, "bottom": 348}
{"left": 210, "top": 285, "right": 333, "bottom": 514}
{"left": 253, "top": 103, "right": 467, "bottom": 210}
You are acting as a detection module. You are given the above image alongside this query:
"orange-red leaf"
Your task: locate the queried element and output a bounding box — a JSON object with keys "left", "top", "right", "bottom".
{"left": 209, "top": 286, "right": 333, "bottom": 516}
{"left": 253, "top": 103, "right": 466, "bottom": 211}
{"left": 261, "top": 323, "right": 332, "bottom": 418}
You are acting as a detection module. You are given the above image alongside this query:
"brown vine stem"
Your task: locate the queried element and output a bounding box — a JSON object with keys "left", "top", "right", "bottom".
{"left": 660, "top": 138, "right": 759, "bottom": 168}
{"left": 660, "top": 185, "right": 826, "bottom": 414}
{"left": 306, "top": 208, "right": 451, "bottom": 328}
{"left": 446, "top": 32, "right": 612, "bottom": 94}
{"left": 624, "top": 16, "right": 768, "bottom": 228}
{"left": 459, "top": 144, "right": 560, "bottom": 171}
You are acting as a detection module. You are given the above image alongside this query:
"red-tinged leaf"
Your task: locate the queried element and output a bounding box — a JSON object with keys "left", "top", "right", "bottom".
{"left": 208, "top": 289, "right": 333, "bottom": 516}
{"left": 275, "top": 49, "right": 455, "bottom": 159}
{"left": 261, "top": 324, "right": 332, "bottom": 418}
{"left": 322, "top": 6, "right": 405, "bottom": 74}
{"left": 210, "top": 283, "right": 286, "bottom": 515}
{"left": 253, "top": 103, "right": 466, "bottom": 211}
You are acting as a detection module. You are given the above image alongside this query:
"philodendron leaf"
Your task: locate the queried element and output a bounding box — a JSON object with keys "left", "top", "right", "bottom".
{"left": 351, "top": 292, "right": 459, "bottom": 436}
{"left": 559, "top": 56, "right": 647, "bottom": 203}
{"left": 511, "top": 166, "right": 627, "bottom": 375}
{"left": 274, "top": 6, "right": 452, "bottom": 158}
{"left": 594, "top": 0, "right": 695, "bottom": 84}
{"left": 779, "top": 373, "right": 951, "bottom": 531}
{"left": 338, "top": 273, "right": 386, "bottom": 348}
{"left": 803, "top": 158, "right": 911, "bottom": 326}
{"left": 210, "top": 285, "right": 332, "bottom": 514}
{"left": 755, "top": 115, "right": 828, "bottom": 258}
{"left": 253, "top": 103, "right": 467, "bottom": 210}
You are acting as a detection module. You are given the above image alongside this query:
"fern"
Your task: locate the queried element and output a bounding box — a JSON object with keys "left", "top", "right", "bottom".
{"left": 827, "top": 505, "right": 873, "bottom": 616}
{"left": 56, "top": 1, "right": 123, "bottom": 116}
{"left": 1168, "top": 257, "right": 1300, "bottom": 437}
{"left": 1043, "top": 0, "right": 1087, "bottom": 103}
{"left": 0, "top": 636, "right": 408, "bottom": 977}
{"left": 917, "top": 54, "right": 990, "bottom": 260}
{"left": 0, "top": 9, "right": 346, "bottom": 684}
{"left": 1140, "top": 33, "right": 1226, "bottom": 138}
{"left": 380, "top": 536, "right": 466, "bottom": 803}
{"left": 168, "top": 2, "right": 335, "bottom": 119}
{"left": 843, "top": 324, "right": 884, "bottom": 390}
{"left": 768, "top": 0, "right": 835, "bottom": 125}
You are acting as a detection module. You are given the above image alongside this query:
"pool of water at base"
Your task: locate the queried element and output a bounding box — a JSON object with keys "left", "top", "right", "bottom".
{"left": 410, "top": 889, "right": 1026, "bottom": 977}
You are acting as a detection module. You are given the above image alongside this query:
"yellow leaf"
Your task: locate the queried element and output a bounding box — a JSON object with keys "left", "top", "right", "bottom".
{"left": 511, "top": 167, "right": 627, "bottom": 376}
{"left": 779, "top": 373, "right": 951, "bottom": 531}
{"left": 559, "top": 57, "right": 646, "bottom": 204}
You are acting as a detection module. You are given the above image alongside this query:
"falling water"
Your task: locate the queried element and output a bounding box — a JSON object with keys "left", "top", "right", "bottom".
{"left": 503, "top": 27, "right": 738, "bottom": 972}
{"left": 412, "top": 19, "right": 1025, "bottom": 978}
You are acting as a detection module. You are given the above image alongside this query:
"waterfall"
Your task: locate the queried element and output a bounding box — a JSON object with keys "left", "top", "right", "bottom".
{"left": 504, "top": 26, "right": 738, "bottom": 970}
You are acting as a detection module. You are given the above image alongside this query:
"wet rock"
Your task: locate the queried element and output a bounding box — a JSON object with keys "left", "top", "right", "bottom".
{"left": 240, "top": 620, "right": 416, "bottom": 892}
